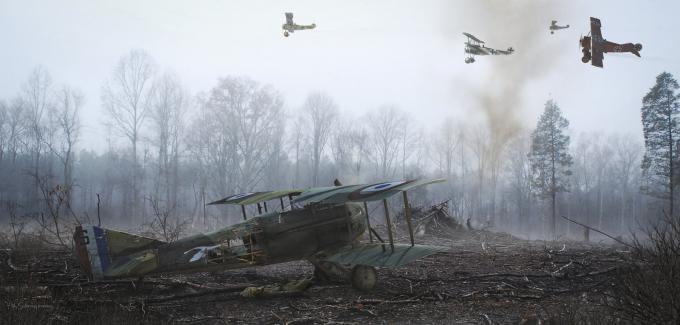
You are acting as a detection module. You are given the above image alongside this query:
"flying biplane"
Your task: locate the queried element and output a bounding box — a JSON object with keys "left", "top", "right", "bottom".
{"left": 73, "top": 179, "right": 448, "bottom": 291}
{"left": 580, "top": 17, "right": 642, "bottom": 68}
{"left": 463, "top": 32, "right": 514, "bottom": 64}
{"left": 549, "top": 20, "right": 569, "bottom": 34}
{"left": 282, "top": 12, "right": 316, "bottom": 37}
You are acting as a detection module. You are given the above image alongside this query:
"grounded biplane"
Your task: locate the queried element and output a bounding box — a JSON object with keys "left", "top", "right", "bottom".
{"left": 73, "top": 179, "right": 448, "bottom": 291}
{"left": 282, "top": 12, "right": 316, "bottom": 37}
{"left": 463, "top": 32, "right": 514, "bottom": 64}
{"left": 549, "top": 20, "right": 569, "bottom": 34}
{"left": 580, "top": 17, "right": 642, "bottom": 68}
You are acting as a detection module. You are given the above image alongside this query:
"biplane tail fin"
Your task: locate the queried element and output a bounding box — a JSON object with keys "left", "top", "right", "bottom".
{"left": 632, "top": 43, "right": 642, "bottom": 57}
{"left": 73, "top": 225, "right": 164, "bottom": 279}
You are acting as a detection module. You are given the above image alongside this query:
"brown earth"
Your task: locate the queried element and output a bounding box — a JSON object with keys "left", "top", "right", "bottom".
{"left": 0, "top": 227, "right": 628, "bottom": 324}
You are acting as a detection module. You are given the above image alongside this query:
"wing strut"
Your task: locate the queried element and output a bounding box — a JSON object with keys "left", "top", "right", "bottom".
{"left": 382, "top": 199, "right": 395, "bottom": 251}
{"left": 402, "top": 192, "right": 415, "bottom": 246}
{"left": 241, "top": 205, "right": 247, "bottom": 221}
{"left": 364, "top": 202, "right": 373, "bottom": 243}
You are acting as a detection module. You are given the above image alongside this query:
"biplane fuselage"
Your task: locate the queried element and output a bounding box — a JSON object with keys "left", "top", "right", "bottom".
{"left": 74, "top": 179, "right": 447, "bottom": 290}
{"left": 75, "top": 202, "right": 366, "bottom": 279}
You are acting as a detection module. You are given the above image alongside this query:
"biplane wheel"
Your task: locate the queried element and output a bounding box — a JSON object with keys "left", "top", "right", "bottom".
{"left": 350, "top": 265, "right": 377, "bottom": 291}
{"left": 284, "top": 31, "right": 289, "bottom": 37}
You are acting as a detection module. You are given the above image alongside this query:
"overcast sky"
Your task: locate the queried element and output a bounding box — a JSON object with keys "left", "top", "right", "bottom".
{"left": 1, "top": 0, "right": 679, "bottom": 151}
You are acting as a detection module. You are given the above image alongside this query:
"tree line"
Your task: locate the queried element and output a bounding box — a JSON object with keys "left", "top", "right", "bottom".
{"left": 0, "top": 49, "right": 676, "bottom": 241}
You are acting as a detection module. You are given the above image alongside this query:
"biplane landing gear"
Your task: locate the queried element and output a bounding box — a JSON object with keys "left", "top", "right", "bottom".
{"left": 581, "top": 49, "right": 591, "bottom": 63}
{"left": 350, "top": 265, "right": 377, "bottom": 291}
{"left": 464, "top": 57, "right": 475, "bottom": 64}
{"left": 284, "top": 31, "right": 290, "bottom": 37}
{"left": 551, "top": 31, "right": 554, "bottom": 35}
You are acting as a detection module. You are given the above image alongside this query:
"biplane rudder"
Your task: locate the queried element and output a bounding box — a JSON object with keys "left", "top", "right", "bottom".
{"left": 73, "top": 225, "right": 164, "bottom": 280}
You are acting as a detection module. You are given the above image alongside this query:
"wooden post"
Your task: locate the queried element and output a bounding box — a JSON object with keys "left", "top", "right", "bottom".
{"left": 364, "top": 202, "right": 373, "bottom": 243}
{"left": 402, "top": 191, "right": 415, "bottom": 246}
{"left": 241, "top": 205, "right": 247, "bottom": 221}
{"left": 383, "top": 199, "right": 395, "bottom": 251}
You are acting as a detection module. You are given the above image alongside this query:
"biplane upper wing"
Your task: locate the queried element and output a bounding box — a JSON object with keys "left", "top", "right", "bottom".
{"left": 285, "top": 12, "right": 294, "bottom": 25}
{"left": 463, "top": 32, "right": 484, "bottom": 44}
{"left": 208, "top": 189, "right": 303, "bottom": 206}
{"left": 590, "top": 17, "right": 604, "bottom": 68}
{"left": 291, "top": 179, "right": 446, "bottom": 206}
{"left": 322, "top": 243, "right": 448, "bottom": 267}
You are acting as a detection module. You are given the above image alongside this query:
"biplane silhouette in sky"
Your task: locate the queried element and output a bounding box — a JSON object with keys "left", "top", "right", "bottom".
{"left": 580, "top": 17, "right": 642, "bottom": 68}
{"left": 463, "top": 32, "right": 514, "bottom": 64}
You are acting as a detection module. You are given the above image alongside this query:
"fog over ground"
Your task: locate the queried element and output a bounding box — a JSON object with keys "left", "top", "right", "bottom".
{"left": 1, "top": 0, "right": 679, "bottom": 151}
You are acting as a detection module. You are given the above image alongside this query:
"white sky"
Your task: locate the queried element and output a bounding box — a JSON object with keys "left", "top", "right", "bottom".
{"left": 1, "top": 0, "right": 679, "bottom": 151}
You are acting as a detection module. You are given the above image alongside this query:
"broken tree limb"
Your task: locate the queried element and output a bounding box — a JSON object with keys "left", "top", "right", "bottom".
{"left": 143, "top": 285, "right": 253, "bottom": 304}
{"left": 560, "top": 216, "right": 633, "bottom": 248}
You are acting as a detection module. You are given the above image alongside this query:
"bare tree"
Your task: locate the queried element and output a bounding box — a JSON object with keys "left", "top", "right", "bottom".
{"left": 350, "top": 124, "right": 369, "bottom": 183}
{"left": 46, "top": 87, "right": 83, "bottom": 208}
{"left": 188, "top": 76, "right": 284, "bottom": 202}
{"left": 612, "top": 134, "right": 642, "bottom": 233}
{"left": 367, "top": 105, "right": 406, "bottom": 179}
{"left": 434, "top": 117, "right": 459, "bottom": 179}
{"left": 149, "top": 72, "right": 187, "bottom": 208}
{"left": 101, "top": 49, "right": 157, "bottom": 218}
{"left": 302, "top": 92, "right": 337, "bottom": 186}
{"left": 330, "top": 117, "right": 355, "bottom": 180}
{"left": 22, "top": 67, "right": 53, "bottom": 203}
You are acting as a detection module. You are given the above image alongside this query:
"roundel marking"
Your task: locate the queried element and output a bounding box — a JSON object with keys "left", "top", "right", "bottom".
{"left": 359, "top": 181, "right": 407, "bottom": 194}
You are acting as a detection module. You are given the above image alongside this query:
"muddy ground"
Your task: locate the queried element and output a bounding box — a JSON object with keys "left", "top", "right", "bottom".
{"left": 0, "top": 226, "right": 629, "bottom": 324}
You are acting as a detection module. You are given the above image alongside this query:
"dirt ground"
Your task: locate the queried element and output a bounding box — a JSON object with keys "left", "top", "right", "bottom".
{"left": 0, "top": 226, "right": 629, "bottom": 324}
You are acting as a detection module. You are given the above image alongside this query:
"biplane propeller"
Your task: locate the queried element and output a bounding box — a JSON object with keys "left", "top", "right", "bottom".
{"left": 463, "top": 32, "right": 514, "bottom": 64}
{"left": 73, "top": 179, "right": 448, "bottom": 291}
{"left": 580, "top": 17, "right": 642, "bottom": 68}
{"left": 282, "top": 12, "right": 316, "bottom": 37}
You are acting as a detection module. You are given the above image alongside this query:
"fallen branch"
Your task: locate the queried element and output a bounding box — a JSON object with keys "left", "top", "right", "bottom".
{"left": 561, "top": 215, "right": 633, "bottom": 248}
{"left": 143, "top": 285, "right": 252, "bottom": 304}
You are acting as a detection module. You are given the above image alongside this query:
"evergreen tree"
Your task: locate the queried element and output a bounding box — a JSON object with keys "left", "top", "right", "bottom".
{"left": 641, "top": 72, "right": 680, "bottom": 218}
{"left": 529, "top": 100, "right": 573, "bottom": 239}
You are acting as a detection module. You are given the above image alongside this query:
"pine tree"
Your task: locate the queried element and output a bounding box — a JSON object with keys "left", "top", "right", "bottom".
{"left": 528, "top": 100, "right": 573, "bottom": 239}
{"left": 641, "top": 72, "right": 680, "bottom": 218}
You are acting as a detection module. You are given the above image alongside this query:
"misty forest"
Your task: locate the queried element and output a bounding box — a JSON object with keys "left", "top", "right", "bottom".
{"left": 0, "top": 51, "right": 673, "bottom": 242}
{"left": 2, "top": 15, "right": 680, "bottom": 323}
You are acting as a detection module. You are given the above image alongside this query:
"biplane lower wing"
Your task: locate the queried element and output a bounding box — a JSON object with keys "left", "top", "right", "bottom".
{"left": 591, "top": 45, "right": 604, "bottom": 68}
{"left": 323, "top": 243, "right": 448, "bottom": 267}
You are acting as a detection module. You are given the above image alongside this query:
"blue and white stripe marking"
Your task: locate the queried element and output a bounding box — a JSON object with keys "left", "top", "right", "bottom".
{"left": 359, "top": 181, "right": 407, "bottom": 194}
{"left": 84, "top": 225, "right": 110, "bottom": 279}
